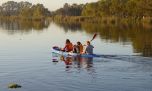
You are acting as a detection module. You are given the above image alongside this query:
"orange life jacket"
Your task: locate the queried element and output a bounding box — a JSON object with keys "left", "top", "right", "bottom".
{"left": 64, "top": 43, "right": 73, "bottom": 52}
{"left": 78, "top": 44, "right": 83, "bottom": 53}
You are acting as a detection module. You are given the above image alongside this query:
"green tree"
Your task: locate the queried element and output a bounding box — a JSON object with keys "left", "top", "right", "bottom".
{"left": 81, "top": 0, "right": 152, "bottom": 18}
{"left": 19, "top": 7, "right": 33, "bottom": 18}
{"left": 0, "top": 1, "right": 51, "bottom": 18}
{"left": 54, "top": 3, "right": 84, "bottom": 16}
{"left": 32, "top": 4, "right": 45, "bottom": 17}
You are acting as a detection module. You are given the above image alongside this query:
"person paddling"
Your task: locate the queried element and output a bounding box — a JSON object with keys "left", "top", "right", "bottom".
{"left": 84, "top": 41, "right": 94, "bottom": 54}
{"left": 62, "top": 39, "right": 73, "bottom": 52}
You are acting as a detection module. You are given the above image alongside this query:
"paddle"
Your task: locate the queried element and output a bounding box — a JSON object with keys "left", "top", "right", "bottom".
{"left": 90, "top": 33, "right": 97, "bottom": 42}
{"left": 84, "top": 33, "right": 97, "bottom": 46}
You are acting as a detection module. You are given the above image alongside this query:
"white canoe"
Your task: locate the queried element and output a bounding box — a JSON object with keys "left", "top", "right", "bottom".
{"left": 52, "top": 47, "right": 100, "bottom": 58}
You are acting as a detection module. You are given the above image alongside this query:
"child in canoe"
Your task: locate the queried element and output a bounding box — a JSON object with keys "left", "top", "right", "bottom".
{"left": 73, "top": 41, "right": 83, "bottom": 54}
{"left": 77, "top": 41, "right": 83, "bottom": 54}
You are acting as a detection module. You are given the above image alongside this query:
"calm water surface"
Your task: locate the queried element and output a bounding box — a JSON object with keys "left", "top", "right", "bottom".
{"left": 0, "top": 20, "right": 152, "bottom": 91}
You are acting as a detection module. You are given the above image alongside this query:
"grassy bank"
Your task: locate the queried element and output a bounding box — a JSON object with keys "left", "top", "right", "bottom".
{"left": 52, "top": 15, "right": 152, "bottom": 25}
{"left": 1, "top": 15, "right": 152, "bottom": 28}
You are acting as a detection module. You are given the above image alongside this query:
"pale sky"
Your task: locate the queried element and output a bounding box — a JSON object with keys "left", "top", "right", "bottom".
{"left": 0, "top": 0, "right": 98, "bottom": 11}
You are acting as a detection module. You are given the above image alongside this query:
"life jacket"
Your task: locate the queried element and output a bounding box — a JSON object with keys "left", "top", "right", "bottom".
{"left": 78, "top": 44, "right": 83, "bottom": 53}
{"left": 64, "top": 43, "right": 73, "bottom": 52}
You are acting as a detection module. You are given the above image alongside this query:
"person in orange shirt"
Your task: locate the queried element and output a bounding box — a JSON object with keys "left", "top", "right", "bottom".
{"left": 62, "top": 39, "right": 73, "bottom": 52}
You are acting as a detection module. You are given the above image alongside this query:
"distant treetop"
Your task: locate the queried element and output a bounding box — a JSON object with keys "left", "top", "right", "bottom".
{"left": 0, "top": 1, "right": 51, "bottom": 17}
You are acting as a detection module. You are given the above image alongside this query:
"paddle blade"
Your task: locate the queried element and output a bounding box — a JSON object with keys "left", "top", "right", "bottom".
{"left": 90, "top": 33, "right": 97, "bottom": 41}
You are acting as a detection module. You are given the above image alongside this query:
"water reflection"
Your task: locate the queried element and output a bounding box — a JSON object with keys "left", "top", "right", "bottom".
{"left": 54, "top": 21, "right": 82, "bottom": 33}
{"left": 52, "top": 54, "right": 94, "bottom": 72}
{"left": 63, "top": 57, "right": 94, "bottom": 71}
{"left": 73, "top": 57, "right": 93, "bottom": 69}
{"left": 54, "top": 22, "right": 152, "bottom": 57}
{"left": 0, "top": 19, "right": 50, "bottom": 34}
{"left": 0, "top": 19, "right": 151, "bottom": 57}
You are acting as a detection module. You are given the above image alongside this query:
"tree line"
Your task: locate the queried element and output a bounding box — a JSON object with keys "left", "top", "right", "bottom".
{"left": 1, "top": 0, "right": 152, "bottom": 19}
{"left": 82, "top": 0, "right": 152, "bottom": 18}
{"left": 0, "top": 1, "right": 51, "bottom": 18}
{"left": 52, "top": 0, "right": 152, "bottom": 19}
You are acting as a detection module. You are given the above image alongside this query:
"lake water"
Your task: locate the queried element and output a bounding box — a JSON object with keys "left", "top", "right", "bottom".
{"left": 0, "top": 20, "right": 152, "bottom": 91}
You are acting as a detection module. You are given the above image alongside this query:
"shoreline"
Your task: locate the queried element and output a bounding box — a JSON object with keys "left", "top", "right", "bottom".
{"left": 0, "top": 16, "right": 51, "bottom": 21}
{"left": 52, "top": 16, "right": 152, "bottom": 25}
{"left": 1, "top": 15, "right": 152, "bottom": 25}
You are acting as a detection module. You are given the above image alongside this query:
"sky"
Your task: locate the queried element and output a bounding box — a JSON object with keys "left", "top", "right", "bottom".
{"left": 0, "top": 0, "right": 98, "bottom": 11}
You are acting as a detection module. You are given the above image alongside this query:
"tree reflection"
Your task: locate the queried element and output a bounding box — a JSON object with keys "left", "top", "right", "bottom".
{"left": 54, "top": 22, "right": 152, "bottom": 57}
{"left": 0, "top": 19, "right": 50, "bottom": 34}
{"left": 54, "top": 21, "right": 82, "bottom": 33}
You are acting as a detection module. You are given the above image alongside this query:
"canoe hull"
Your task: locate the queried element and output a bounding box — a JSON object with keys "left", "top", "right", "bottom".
{"left": 52, "top": 47, "right": 100, "bottom": 58}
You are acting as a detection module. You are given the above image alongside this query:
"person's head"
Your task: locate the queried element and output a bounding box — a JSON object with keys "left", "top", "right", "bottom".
{"left": 77, "top": 41, "right": 81, "bottom": 45}
{"left": 66, "top": 39, "right": 70, "bottom": 44}
{"left": 86, "top": 41, "right": 90, "bottom": 45}
{"left": 73, "top": 45, "right": 77, "bottom": 48}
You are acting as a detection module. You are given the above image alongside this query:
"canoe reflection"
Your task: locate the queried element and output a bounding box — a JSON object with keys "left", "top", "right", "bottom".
{"left": 60, "top": 56, "right": 93, "bottom": 69}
